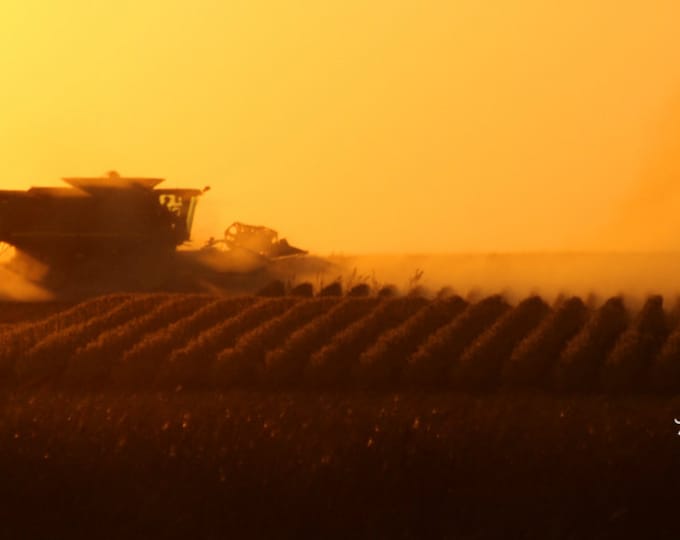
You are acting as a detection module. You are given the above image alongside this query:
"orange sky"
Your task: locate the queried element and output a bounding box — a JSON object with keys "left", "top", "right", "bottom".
{"left": 1, "top": 1, "right": 679, "bottom": 253}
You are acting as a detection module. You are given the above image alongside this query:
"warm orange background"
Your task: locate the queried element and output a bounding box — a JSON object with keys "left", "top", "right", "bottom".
{"left": 1, "top": 1, "right": 679, "bottom": 253}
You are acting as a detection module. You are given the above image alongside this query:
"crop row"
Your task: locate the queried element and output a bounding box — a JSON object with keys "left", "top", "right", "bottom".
{"left": 4, "top": 293, "right": 680, "bottom": 392}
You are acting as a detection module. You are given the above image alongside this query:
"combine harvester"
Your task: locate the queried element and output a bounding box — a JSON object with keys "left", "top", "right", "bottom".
{"left": 0, "top": 171, "right": 330, "bottom": 297}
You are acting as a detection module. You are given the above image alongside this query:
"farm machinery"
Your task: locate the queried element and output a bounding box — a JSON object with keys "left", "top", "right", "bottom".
{"left": 0, "top": 172, "right": 326, "bottom": 297}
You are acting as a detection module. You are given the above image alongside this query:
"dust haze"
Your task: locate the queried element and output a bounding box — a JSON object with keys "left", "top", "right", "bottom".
{"left": 130, "top": 90, "right": 680, "bottom": 302}
{"left": 0, "top": 249, "right": 52, "bottom": 301}
{"left": 0, "top": 36, "right": 680, "bottom": 300}
{"left": 591, "top": 92, "right": 680, "bottom": 252}
{"left": 6, "top": 87, "right": 680, "bottom": 302}
{"left": 330, "top": 253, "right": 680, "bottom": 306}
{"left": 219, "top": 94, "right": 680, "bottom": 303}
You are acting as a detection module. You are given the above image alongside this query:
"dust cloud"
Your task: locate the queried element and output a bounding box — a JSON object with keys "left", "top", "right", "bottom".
{"left": 591, "top": 92, "right": 680, "bottom": 252}
{"left": 0, "top": 248, "right": 53, "bottom": 301}
{"left": 331, "top": 253, "right": 680, "bottom": 307}
{"left": 327, "top": 91, "right": 680, "bottom": 304}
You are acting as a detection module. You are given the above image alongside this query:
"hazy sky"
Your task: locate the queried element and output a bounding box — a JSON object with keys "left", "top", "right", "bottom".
{"left": 1, "top": 1, "right": 679, "bottom": 253}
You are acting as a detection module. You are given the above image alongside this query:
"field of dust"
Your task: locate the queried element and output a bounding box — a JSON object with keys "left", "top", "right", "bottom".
{"left": 331, "top": 252, "right": 680, "bottom": 303}
{"left": 7, "top": 250, "right": 680, "bottom": 303}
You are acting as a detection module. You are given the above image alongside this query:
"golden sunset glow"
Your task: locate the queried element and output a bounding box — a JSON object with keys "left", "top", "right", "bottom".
{"left": 1, "top": 1, "right": 679, "bottom": 253}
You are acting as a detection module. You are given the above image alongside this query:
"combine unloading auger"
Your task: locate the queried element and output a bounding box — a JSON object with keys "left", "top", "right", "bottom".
{"left": 0, "top": 172, "right": 325, "bottom": 297}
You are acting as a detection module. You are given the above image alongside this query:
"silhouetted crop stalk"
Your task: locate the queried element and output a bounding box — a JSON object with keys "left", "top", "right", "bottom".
{"left": 0, "top": 294, "right": 131, "bottom": 378}
{"left": 257, "top": 280, "right": 286, "bottom": 297}
{"left": 377, "top": 285, "right": 398, "bottom": 298}
{"left": 504, "top": 297, "right": 588, "bottom": 389}
{"left": 65, "top": 295, "right": 210, "bottom": 386}
{"left": 357, "top": 296, "right": 468, "bottom": 387}
{"left": 290, "top": 282, "right": 314, "bottom": 297}
{"left": 158, "top": 298, "right": 298, "bottom": 389}
{"left": 347, "top": 284, "right": 371, "bottom": 297}
{"left": 307, "top": 297, "right": 428, "bottom": 388}
{"left": 264, "top": 298, "right": 380, "bottom": 387}
{"left": 650, "top": 317, "right": 680, "bottom": 393}
{"left": 603, "top": 295, "right": 668, "bottom": 393}
{"left": 555, "top": 297, "right": 629, "bottom": 392}
{"left": 112, "top": 296, "right": 256, "bottom": 386}
{"left": 15, "top": 295, "right": 166, "bottom": 385}
{"left": 406, "top": 296, "right": 509, "bottom": 388}
{"left": 452, "top": 296, "right": 550, "bottom": 391}
{"left": 319, "top": 282, "right": 343, "bottom": 297}
{"left": 213, "top": 298, "right": 336, "bottom": 387}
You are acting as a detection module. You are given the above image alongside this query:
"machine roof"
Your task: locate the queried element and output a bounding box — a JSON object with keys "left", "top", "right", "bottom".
{"left": 62, "top": 175, "right": 164, "bottom": 192}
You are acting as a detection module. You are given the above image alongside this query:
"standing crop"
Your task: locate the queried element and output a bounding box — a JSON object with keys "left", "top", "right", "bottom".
{"left": 264, "top": 298, "right": 380, "bottom": 386}
{"left": 504, "top": 297, "right": 588, "bottom": 389}
{"left": 406, "top": 296, "right": 509, "bottom": 387}
{"left": 452, "top": 296, "right": 550, "bottom": 391}
{"left": 319, "top": 282, "right": 343, "bottom": 297}
{"left": 112, "top": 296, "right": 257, "bottom": 386}
{"left": 555, "top": 297, "right": 629, "bottom": 392}
{"left": 213, "top": 298, "right": 337, "bottom": 387}
{"left": 15, "top": 295, "right": 166, "bottom": 385}
{"left": 0, "top": 301, "right": 74, "bottom": 326}
{"left": 347, "top": 284, "right": 371, "bottom": 297}
{"left": 0, "top": 294, "right": 131, "bottom": 378}
{"left": 650, "top": 310, "right": 680, "bottom": 393}
{"left": 65, "top": 295, "right": 210, "bottom": 386}
{"left": 357, "top": 296, "right": 468, "bottom": 387}
{"left": 307, "top": 297, "right": 428, "bottom": 387}
{"left": 291, "top": 283, "right": 314, "bottom": 297}
{"left": 603, "top": 295, "right": 668, "bottom": 393}
{"left": 158, "top": 297, "right": 298, "bottom": 388}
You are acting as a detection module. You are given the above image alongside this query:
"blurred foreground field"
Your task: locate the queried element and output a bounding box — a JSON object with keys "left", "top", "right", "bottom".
{"left": 1, "top": 391, "right": 679, "bottom": 539}
{"left": 2, "top": 292, "right": 680, "bottom": 538}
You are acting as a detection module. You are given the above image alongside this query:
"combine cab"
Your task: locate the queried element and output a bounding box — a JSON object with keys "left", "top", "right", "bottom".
{"left": 0, "top": 172, "right": 319, "bottom": 296}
